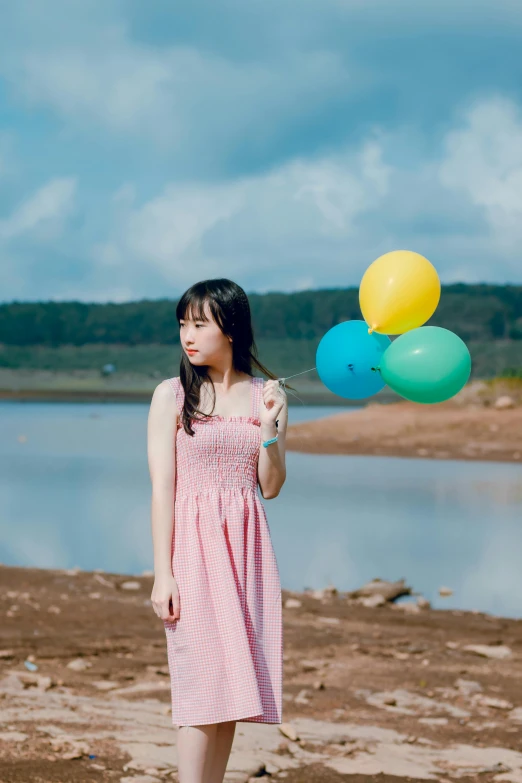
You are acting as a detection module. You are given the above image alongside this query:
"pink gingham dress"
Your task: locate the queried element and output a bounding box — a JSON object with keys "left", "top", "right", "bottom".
{"left": 163, "top": 375, "right": 283, "bottom": 726}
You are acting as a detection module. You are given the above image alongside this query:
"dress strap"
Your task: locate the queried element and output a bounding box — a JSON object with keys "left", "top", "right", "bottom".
{"left": 166, "top": 377, "right": 185, "bottom": 419}
{"left": 251, "top": 376, "right": 263, "bottom": 419}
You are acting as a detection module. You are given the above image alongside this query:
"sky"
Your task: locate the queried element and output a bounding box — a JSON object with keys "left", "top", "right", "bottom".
{"left": 0, "top": 0, "right": 522, "bottom": 303}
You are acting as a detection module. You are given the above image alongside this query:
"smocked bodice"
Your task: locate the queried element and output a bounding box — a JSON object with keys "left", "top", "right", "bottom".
{"left": 167, "top": 376, "right": 263, "bottom": 498}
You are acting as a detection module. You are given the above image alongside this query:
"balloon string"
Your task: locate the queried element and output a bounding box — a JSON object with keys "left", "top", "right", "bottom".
{"left": 279, "top": 366, "right": 316, "bottom": 382}
{"left": 276, "top": 366, "right": 317, "bottom": 405}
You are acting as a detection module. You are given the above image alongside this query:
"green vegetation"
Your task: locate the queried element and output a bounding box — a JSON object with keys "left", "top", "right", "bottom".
{"left": 0, "top": 284, "right": 521, "bottom": 380}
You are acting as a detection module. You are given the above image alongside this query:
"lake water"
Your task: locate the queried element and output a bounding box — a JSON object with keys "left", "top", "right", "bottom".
{"left": 1, "top": 401, "right": 522, "bottom": 618}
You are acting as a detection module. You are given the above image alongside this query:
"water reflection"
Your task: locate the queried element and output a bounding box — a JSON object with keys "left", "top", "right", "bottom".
{"left": 1, "top": 401, "right": 521, "bottom": 617}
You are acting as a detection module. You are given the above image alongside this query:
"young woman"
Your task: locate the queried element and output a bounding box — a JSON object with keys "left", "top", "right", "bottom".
{"left": 147, "top": 278, "right": 288, "bottom": 783}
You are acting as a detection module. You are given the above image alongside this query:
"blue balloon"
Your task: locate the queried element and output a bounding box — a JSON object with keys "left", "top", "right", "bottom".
{"left": 316, "top": 320, "right": 391, "bottom": 399}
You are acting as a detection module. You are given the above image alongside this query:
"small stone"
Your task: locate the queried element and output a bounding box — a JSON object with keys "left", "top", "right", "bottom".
{"left": 93, "top": 574, "right": 115, "bottom": 588}
{"left": 417, "top": 596, "right": 431, "bottom": 609}
{"left": 294, "top": 689, "right": 310, "bottom": 704}
{"left": 383, "top": 696, "right": 397, "bottom": 706}
{"left": 479, "top": 696, "right": 514, "bottom": 710}
{"left": 300, "top": 659, "right": 323, "bottom": 671}
{"left": 446, "top": 641, "right": 459, "bottom": 650}
{"left": 494, "top": 395, "right": 515, "bottom": 410}
{"left": 0, "top": 649, "right": 14, "bottom": 659}
{"left": 66, "top": 658, "right": 92, "bottom": 671}
{"left": 279, "top": 722, "right": 299, "bottom": 741}
{"left": 439, "top": 586, "right": 453, "bottom": 597}
{"left": 92, "top": 680, "right": 119, "bottom": 690}
{"left": 455, "top": 678, "right": 482, "bottom": 695}
{"left": 36, "top": 676, "right": 53, "bottom": 691}
{"left": 317, "top": 616, "right": 340, "bottom": 624}
{"left": 463, "top": 644, "right": 512, "bottom": 660}
{"left": 284, "top": 598, "right": 301, "bottom": 609}
{"left": 360, "top": 594, "right": 386, "bottom": 608}
{"left": 313, "top": 680, "right": 325, "bottom": 690}
{"left": 65, "top": 567, "right": 81, "bottom": 575}
{"left": 121, "top": 581, "right": 141, "bottom": 590}
{"left": 88, "top": 592, "right": 101, "bottom": 599}
{"left": 394, "top": 601, "right": 420, "bottom": 614}
{"left": 47, "top": 606, "right": 61, "bottom": 614}
{"left": 0, "top": 731, "right": 29, "bottom": 743}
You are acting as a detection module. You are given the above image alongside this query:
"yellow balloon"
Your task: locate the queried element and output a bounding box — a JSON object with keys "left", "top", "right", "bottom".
{"left": 359, "top": 250, "right": 441, "bottom": 335}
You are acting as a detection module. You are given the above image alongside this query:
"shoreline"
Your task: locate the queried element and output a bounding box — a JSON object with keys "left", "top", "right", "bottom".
{"left": 1, "top": 563, "right": 521, "bottom": 782}
{"left": 286, "top": 399, "right": 522, "bottom": 464}
{"left": 3, "top": 378, "right": 522, "bottom": 465}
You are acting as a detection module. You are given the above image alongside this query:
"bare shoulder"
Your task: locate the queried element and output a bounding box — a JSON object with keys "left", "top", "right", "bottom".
{"left": 150, "top": 379, "right": 179, "bottom": 418}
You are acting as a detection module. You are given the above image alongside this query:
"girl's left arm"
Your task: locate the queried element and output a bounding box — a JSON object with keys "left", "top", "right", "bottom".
{"left": 257, "top": 380, "right": 288, "bottom": 499}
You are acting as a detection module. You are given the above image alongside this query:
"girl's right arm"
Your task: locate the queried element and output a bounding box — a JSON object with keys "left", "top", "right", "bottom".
{"left": 147, "top": 380, "right": 180, "bottom": 622}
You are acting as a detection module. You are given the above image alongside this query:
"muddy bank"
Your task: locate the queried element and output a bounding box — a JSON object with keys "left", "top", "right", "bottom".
{"left": 1, "top": 564, "right": 522, "bottom": 782}
{"left": 286, "top": 400, "right": 522, "bottom": 463}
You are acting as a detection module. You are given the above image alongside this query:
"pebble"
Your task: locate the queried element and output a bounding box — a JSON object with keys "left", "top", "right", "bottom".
{"left": 279, "top": 722, "right": 299, "bottom": 741}
{"left": 121, "top": 581, "right": 141, "bottom": 590}
{"left": 439, "top": 586, "right": 454, "bottom": 597}
{"left": 479, "top": 696, "right": 514, "bottom": 710}
{"left": 92, "top": 680, "right": 119, "bottom": 690}
{"left": 284, "top": 598, "right": 302, "bottom": 609}
{"left": 300, "top": 659, "right": 324, "bottom": 671}
{"left": 494, "top": 395, "right": 515, "bottom": 410}
{"left": 94, "top": 574, "right": 115, "bottom": 588}
{"left": 67, "top": 658, "right": 92, "bottom": 671}
{"left": 463, "top": 644, "right": 512, "bottom": 660}
{"left": 295, "top": 689, "right": 311, "bottom": 704}
{"left": 360, "top": 594, "right": 386, "bottom": 608}
{"left": 455, "top": 678, "right": 482, "bottom": 695}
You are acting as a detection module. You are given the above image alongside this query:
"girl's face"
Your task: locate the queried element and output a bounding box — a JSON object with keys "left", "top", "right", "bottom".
{"left": 180, "top": 300, "right": 232, "bottom": 367}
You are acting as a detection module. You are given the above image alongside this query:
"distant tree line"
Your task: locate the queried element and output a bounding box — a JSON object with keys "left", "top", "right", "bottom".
{"left": 1, "top": 284, "right": 522, "bottom": 346}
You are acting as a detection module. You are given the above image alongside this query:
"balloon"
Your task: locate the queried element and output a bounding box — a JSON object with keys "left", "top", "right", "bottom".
{"left": 378, "top": 327, "right": 471, "bottom": 404}
{"left": 359, "top": 250, "right": 441, "bottom": 335}
{"left": 316, "top": 320, "right": 391, "bottom": 399}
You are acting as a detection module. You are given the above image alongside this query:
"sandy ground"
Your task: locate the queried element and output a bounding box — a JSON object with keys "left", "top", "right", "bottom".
{"left": 286, "top": 401, "right": 522, "bottom": 463}
{"left": 1, "top": 565, "right": 522, "bottom": 783}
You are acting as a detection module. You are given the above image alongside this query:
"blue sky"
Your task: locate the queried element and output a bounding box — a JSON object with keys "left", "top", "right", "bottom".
{"left": 1, "top": 0, "right": 522, "bottom": 303}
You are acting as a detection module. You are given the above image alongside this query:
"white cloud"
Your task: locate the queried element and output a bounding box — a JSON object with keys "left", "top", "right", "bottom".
{"left": 99, "top": 140, "right": 391, "bottom": 288}
{"left": 1, "top": 15, "right": 351, "bottom": 153}
{"left": 0, "top": 178, "right": 76, "bottom": 241}
{"left": 439, "top": 97, "right": 522, "bottom": 254}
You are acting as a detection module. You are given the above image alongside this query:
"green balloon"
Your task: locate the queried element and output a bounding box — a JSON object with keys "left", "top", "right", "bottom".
{"left": 378, "top": 326, "right": 471, "bottom": 404}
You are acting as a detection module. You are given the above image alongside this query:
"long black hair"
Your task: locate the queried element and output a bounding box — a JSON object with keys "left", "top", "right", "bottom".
{"left": 175, "top": 278, "right": 279, "bottom": 436}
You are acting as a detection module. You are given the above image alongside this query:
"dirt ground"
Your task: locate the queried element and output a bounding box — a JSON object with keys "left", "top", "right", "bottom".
{"left": 1, "top": 565, "right": 522, "bottom": 782}
{"left": 286, "top": 400, "right": 522, "bottom": 463}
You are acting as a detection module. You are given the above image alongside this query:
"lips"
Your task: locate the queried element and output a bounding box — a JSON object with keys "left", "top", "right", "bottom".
{"left": 186, "top": 349, "right": 198, "bottom": 354}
